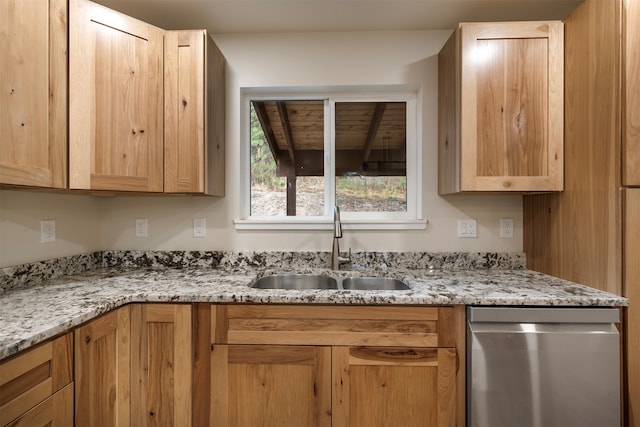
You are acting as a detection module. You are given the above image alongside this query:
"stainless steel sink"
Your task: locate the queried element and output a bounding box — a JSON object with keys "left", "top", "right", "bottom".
{"left": 341, "top": 277, "right": 409, "bottom": 290}
{"left": 250, "top": 274, "right": 409, "bottom": 290}
{"left": 251, "top": 274, "right": 338, "bottom": 290}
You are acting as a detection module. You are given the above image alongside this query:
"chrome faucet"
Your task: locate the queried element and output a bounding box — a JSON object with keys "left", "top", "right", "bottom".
{"left": 331, "top": 206, "right": 351, "bottom": 269}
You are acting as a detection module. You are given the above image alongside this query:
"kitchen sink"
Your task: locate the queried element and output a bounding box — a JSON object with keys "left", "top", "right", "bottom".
{"left": 341, "top": 277, "right": 409, "bottom": 290}
{"left": 250, "top": 274, "right": 338, "bottom": 290}
{"left": 250, "top": 274, "right": 409, "bottom": 290}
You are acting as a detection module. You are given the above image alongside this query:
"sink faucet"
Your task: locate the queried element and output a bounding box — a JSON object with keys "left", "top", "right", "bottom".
{"left": 331, "top": 206, "right": 351, "bottom": 270}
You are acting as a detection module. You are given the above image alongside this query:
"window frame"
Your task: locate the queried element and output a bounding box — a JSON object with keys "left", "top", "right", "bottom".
{"left": 235, "top": 86, "right": 426, "bottom": 231}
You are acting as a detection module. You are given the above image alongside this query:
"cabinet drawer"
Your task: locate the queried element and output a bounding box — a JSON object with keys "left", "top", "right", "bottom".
{"left": 212, "top": 305, "right": 457, "bottom": 347}
{"left": 0, "top": 334, "right": 73, "bottom": 426}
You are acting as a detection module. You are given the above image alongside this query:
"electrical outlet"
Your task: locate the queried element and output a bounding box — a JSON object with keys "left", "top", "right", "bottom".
{"left": 41, "top": 220, "right": 56, "bottom": 243}
{"left": 457, "top": 219, "right": 477, "bottom": 238}
{"left": 500, "top": 218, "right": 514, "bottom": 238}
{"left": 193, "top": 218, "right": 207, "bottom": 237}
{"left": 135, "top": 218, "right": 148, "bottom": 238}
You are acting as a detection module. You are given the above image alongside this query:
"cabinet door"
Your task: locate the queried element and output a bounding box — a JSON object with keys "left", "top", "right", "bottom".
{"left": 5, "top": 383, "right": 73, "bottom": 427}
{"left": 332, "top": 346, "right": 457, "bottom": 427}
{"left": 624, "top": 0, "right": 640, "bottom": 185}
{"left": 211, "top": 345, "right": 332, "bottom": 427}
{"left": 164, "top": 30, "right": 226, "bottom": 195}
{"left": 131, "top": 304, "right": 192, "bottom": 427}
{"left": 75, "top": 306, "right": 131, "bottom": 427}
{"left": 69, "top": 0, "right": 164, "bottom": 192}
{"left": 0, "top": 0, "right": 67, "bottom": 188}
{"left": 0, "top": 334, "right": 73, "bottom": 426}
{"left": 625, "top": 189, "right": 640, "bottom": 425}
{"left": 164, "top": 30, "right": 205, "bottom": 193}
{"left": 459, "top": 21, "right": 563, "bottom": 192}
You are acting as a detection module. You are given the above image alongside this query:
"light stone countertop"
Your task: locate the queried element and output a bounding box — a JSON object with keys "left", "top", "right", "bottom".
{"left": 0, "top": 262, "right": 628, "bottom": 361}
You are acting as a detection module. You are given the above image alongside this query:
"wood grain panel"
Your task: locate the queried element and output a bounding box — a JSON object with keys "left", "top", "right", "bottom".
{"left": 0, "top": 333, "right": 72, "bottom": 426}
{"left": 624, "top": 189, "right": 640, "bottom": 426}
{"left": 164, "top": 30, "right": 226, "bottom": 195}
{"left": 131, "top": 304, "right": 192, "bottom": 427}
{"left": 75, "top": 306, "right": 131, "bottom": 427}
{"left": 523, "top": 0, "right": 622, "bottom": 295}
{"left": 0, "top": 0, "right": 67, "bottom": 188}
{"left": 164, "top": 30, "right": 205, "bottom": 193}
{"left": 476, "top": 38, "right": 548, "bottom": 177}
{"left": 211, "top": 345, "right": 331, "bottom": 427}
{"left": 445, "top": 20, "right": 563, "bottom": 193}
{"left": 226, "top": 305, "right": 442, "bottom": 347}
{"left": 5, "top": 383, "right": 74, "bottom": 427}
{"left": 227, "top": 304, "right": 439, "bottom": 320}
{"left": 332, "top": 346, "right": 456, "bottom": 427}
{"left": 438, "top": 30, "right": 460, "bottom": 195}
{"left": 193, "top": 303, "right": 212, "bottom": 426}
{"left": 623, "top": 0, "right": 640, "bottom": 185}
{"left": 69, "top": 0, "right": 163, "bottom": 192}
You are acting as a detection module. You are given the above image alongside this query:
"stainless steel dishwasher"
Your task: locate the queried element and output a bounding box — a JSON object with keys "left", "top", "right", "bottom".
{"left": 467, "top": 306, "right": 621, "bottom": 427}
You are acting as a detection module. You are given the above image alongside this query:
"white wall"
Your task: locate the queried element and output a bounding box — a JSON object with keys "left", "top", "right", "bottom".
{"left": 99, "top": 30, "right": 524, "bottom": 253}
{"left": 0, "top": 30, "right": 524, "bottom": 268}
{"left": 0, "top": 190, "right": 103, "bottom": 267}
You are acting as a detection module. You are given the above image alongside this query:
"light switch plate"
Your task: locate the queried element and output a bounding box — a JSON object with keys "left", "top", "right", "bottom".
{"left": 41, "top": 220, "right": 56, "bottom": 243}
{"left": 135, "top": 218, "right": 148, "bottom": 238}
{"left": 457, "top": 219, "right": 477, "bottom": 238}
{"left": 193, "top": 218, "right": 206, "bottom": 237}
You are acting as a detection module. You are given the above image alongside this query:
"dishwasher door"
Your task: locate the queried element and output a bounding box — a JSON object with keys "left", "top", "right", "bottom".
{"left": 467, "top": 307, "right": 620, "bottom": 427}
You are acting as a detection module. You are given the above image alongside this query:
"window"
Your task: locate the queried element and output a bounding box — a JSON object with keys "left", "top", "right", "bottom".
{"left": 236, "top": 87, "right": 424, "bottom": 230}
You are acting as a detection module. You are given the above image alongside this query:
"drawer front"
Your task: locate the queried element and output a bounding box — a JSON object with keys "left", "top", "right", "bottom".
{"left": 213, "top": 305, "right": 455, "bottom": 347}
{"left": 0, "top": 334, "right": 73, "bottom": 426}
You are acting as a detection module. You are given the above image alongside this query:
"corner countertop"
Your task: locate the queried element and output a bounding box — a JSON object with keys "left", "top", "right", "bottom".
{"left": 0, "top": 262, "right": 627, "bottom": 361}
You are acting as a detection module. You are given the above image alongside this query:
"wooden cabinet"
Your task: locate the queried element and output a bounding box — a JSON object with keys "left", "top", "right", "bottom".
{"left": 75, "top": 303, "right": 192, "bottom": 427}
{"left": 523, "top": 0, "right": 637, "bottom": 424}
{"left": 205, "top": 304, "right": 464, "bottom": 427}
{"left": 332, "top": 347, "right": 456, "bottom": 427}
{"left": 438, "top": 21, "right": 564, "bottom": 193}
{"left": 211, "top": 345, "right": 332, "bottom": 426}
{"left": 69, "top": 0, "right": 164, "bottom": 192}
{"left": 0, "top": 0, "right": 67, "bottom": 189}
{"left": 130, "top": 304, "right": 193, "bottom": 426}
{"left": 624, "top": 0, "right": 640, "bottom": 186}
{"left": 0, "top": 333, "right": 73, "bottom": 426}
{"left": 75, "top": 306, "right": 131, "bottom": 426}
{"left": 164, "top": 30, "right": 226, "bottom": 195}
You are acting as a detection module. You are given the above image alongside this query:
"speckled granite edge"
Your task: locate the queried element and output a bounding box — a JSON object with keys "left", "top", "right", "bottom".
{"left": 101, "top": 250, "right": 526, "bottom": 271}
{"left": 1, "top": 250, "right": 526, "bottom": 292}
{"left": 0, "top": 253, "right": 102, "bottom": 292}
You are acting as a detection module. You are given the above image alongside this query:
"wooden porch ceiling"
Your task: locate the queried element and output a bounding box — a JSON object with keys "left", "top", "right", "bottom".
{"left": 252, "top": 100, "right": 407, "bottom": 177}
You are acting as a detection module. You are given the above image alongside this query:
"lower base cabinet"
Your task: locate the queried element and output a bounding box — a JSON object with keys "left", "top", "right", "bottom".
{"left": 130, "top": 304, "right": 193, "bottom": 427}
{"left": 205, "top": 304, "right": 464, "bottom": 427}
{"left": 5, "top": 383, "right": 74, "bottom": 427}
{"left": 4, "top": 302, "right": 461, "bottom": 426}
{"left": 211, "top": 345, "right": 332, "bottom": 426}
{"left": 332, "top": 346, "right": 457, "bottom": 427}
{"left": 0, "top": 333, "right": 73, "bottom": 427}
{"left": 74, "top": 303, "right": 192, "bottom": 427}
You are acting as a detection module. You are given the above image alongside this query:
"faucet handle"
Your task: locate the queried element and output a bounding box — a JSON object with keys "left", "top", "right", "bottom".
{"left": 339, "top": 247, "right": 352, "bottom": 263}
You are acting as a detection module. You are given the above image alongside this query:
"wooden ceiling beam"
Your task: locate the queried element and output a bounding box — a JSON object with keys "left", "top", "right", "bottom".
{"left": 276, "top": 101, "right": 297, "bottom": 164}
{"left": 362, "top": 103, "right": 386, "bottom": 163}
{"left": 252, "top": 101, "right": 281, "bottom": 165}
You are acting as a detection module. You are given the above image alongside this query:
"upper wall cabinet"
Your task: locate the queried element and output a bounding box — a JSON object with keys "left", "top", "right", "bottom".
{"left": 624, "top": 0, "right": 640, "bottom": 186}
{"left": 0, "top": 0, "right": 67, "bottom": 189}
{"left": 438, "top": 21, "right": 564, "bottom": 194}
{"left": 69, "top": 0, "right": 164, "bottom": 192}
{"left": 164, "top": 30, "right": 226, "bottom": 195}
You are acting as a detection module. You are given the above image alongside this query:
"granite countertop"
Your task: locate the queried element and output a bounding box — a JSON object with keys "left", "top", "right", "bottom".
{"left": 0, "top": 251, "right": 628, "bottom": 361}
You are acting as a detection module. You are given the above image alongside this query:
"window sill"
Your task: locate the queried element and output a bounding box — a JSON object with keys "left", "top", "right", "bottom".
{"left": 233, "top": 218, "right": 428, "bottom": 231}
